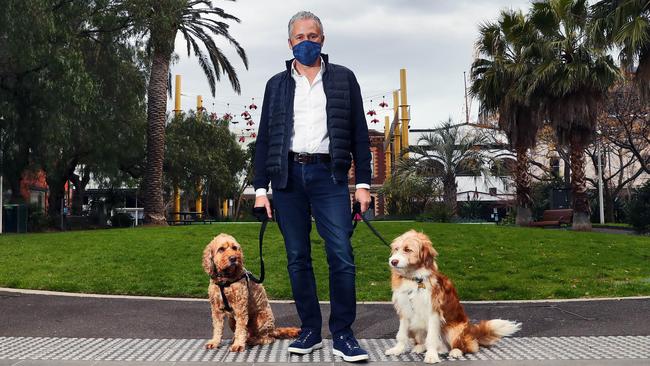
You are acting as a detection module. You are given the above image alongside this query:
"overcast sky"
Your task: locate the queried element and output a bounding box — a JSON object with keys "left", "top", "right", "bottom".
{"left": 170, "top": 0, "right": 533, "bottom": 132}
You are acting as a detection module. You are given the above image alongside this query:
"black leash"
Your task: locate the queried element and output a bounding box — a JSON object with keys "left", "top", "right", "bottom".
{"left": 351, "top": 202, "right": 391, "bottom": 248}
{"left": 250, "top": 207, "right": 268, "bottom": 283}
{"left": 208, "top": 207, "right": 269, "bottom": 312}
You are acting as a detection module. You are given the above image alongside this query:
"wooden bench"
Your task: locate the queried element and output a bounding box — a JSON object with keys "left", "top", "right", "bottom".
{"left": 529, "top": 209, "right": 573, "bottom": 227}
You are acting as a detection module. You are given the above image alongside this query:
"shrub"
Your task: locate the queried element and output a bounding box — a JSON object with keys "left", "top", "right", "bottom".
{"left": 627, "top": 180, "right": 650, "bottom": 233}
{"left": 530, "top": 177, "right": 566, "bottom": 220}
{"left": 27, "top": 204, "right": 51, "bottom": 232}
{"left": 498, "top": 208, "right": 517, "bottom": 226}
{"left": 417, "top": 203, "right": 453, "bottom": 223}
{"left": 110, "top": 212, "right": 133, "bottom": 228}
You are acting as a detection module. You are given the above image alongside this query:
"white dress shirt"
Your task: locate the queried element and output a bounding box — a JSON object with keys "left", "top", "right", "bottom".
{"left": 256, "top": 59, "right": 369, "bottom": 197}
{"left": 290, "top": 58, "right": 330, "bottom": 154}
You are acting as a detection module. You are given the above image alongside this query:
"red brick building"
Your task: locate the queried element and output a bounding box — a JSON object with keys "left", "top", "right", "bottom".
{"left": 348, "top": 129, "right": 388, "bottom": 217}
{"left": 19, "top": 170, "right": 48, "bottom": 211}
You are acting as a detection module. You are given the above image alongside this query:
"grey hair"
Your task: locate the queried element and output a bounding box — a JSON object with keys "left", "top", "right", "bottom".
{"left": 288, "top": 11, "right": 323, "bottom": 38}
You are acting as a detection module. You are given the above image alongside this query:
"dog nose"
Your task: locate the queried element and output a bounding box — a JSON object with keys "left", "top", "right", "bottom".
{"left": 390, "top": 259, "right": 399, "bottom": 267}
{"left": 229, "top": 256, "right": 237, "bottom": 263}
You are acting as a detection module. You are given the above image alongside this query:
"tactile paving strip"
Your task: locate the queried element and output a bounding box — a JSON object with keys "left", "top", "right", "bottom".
{"left": 0, "top": 336, "right": 649, "bottom": 362}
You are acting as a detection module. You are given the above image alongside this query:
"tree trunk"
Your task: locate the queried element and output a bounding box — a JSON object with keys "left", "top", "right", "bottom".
{"left": 45, "top": 158, "right": 77, "bottom": 223}
{"left": 514, "top": 146, "right": 532, "bottom": 226}
{"left": 47, "top": 181, "right": 65, "bottom": 224}
{"left": 143, "top": 49, "right": 171, "bottom": 225}
{"left": 443, "top": 173, "right": 457, "bottom": 216}
{"left": 69, "top": 168, "right": 90, "bottom": 215}
{"left": 569, "top": 135, "right": 592, "bottom": 231}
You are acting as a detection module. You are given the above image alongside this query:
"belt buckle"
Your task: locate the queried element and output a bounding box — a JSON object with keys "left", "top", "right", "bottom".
{"left": 296, "top": 153, "right": 310, "bottom": 164}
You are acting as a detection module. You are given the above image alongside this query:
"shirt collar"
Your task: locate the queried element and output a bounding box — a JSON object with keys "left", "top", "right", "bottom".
{"left": 291, "top": 56, "right": 326, "bottom": 78}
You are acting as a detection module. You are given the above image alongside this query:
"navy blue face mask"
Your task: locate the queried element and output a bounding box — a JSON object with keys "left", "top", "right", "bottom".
{"left": 292, "top": 40, "right": 322, "bottom": 66}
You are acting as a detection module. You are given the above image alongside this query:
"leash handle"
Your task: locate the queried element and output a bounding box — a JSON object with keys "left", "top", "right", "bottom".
{"left": 253, "top": 206, "right": 269, "bottom": 222}
{"left": 249, "top": 206, "right": 268, "bottom": 283}
{"left": 350, "top": 201, "right": 391, "bottom": 247}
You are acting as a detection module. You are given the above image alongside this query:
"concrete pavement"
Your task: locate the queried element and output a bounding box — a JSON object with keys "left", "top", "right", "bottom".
{"left": 1, "top": 288, "right": 649, "bottom": 365}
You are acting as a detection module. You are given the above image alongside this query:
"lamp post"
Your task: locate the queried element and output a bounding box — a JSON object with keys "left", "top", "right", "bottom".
{"left": 596, "top": 130, "right": 604, "bottom": 225}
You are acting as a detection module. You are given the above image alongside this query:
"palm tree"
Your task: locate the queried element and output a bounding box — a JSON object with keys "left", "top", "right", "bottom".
{"left": 400, "top": 120, "right": 494, "bottom": 216}
{"left": 530, "top": 0, "right": 620, "bottom": 230}
{"left": 591, "top": 0, "right": 650, "bottom": 98}
{"left": 471, "top": 9, "right": 545, "bottom": 226}
{"left": 128, "top": 0, "right": 248, "bottom": 224}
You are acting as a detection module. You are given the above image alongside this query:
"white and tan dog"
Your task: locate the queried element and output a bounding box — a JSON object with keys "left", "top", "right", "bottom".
{"left": 385, "top": 230, "right": 521, "bottom": 363}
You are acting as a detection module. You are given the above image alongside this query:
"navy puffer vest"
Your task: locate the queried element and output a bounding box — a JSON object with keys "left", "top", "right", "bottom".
{"left": 253, "top": 54, "right": 371, "bottom": 191}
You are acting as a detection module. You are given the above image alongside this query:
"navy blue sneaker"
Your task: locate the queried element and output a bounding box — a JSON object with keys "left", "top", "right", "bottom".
{"left": 287, "top": 328, "right": 323, "bottom": 354}
{"left": 332, "top": 334, "right": 369, "bottom": 362}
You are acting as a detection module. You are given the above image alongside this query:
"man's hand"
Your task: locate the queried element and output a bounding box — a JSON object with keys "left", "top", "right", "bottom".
{"left": 254, "top": 195, "right": 272, "bottom": 219}
{"left": 355, "top": 188, "right": 371, "bottom": 213}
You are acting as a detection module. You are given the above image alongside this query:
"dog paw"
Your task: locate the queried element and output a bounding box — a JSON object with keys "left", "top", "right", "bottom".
{"left": 412, "top": 344, "right": 426, "bottom": 354}
{"left": 385, "top": 344, "right": 406, "bottom": 356}
{"left": 448, "top": 348, "right": 463, "bottom": 359}
{"left": 229, "top": 343, "right": 245, "bottom": 352}
{"left": 205, "top": 339, "right": 221, "bottom": 349}
{"left": 424, "top": 351, "right": 441, "bottom": 364}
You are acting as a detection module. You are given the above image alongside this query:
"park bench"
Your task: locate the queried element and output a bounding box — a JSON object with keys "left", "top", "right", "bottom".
{"left": 529, "top": 209, "right": 573, "bottom": 227}
{"left": 167, "top": 211, "right": 218, "bottom": 225}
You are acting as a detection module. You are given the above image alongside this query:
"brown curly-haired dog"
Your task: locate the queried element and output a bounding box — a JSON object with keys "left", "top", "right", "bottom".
{"left": 202, "top": 233, "right": 300, "bottom": 352}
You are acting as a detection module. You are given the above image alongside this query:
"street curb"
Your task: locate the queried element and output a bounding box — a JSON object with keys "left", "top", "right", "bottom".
{"left": 2, "top": 287, "right": 649, "bottom": 304}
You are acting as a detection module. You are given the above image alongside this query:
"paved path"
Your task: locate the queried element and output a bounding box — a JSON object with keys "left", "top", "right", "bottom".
{"left": 1, "top": 289, "right": 649, "bottom": 365}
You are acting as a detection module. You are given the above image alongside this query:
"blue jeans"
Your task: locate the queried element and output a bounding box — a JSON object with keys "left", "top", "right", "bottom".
{"left": 273, "top": 161, "right": 356, "bottom": 338}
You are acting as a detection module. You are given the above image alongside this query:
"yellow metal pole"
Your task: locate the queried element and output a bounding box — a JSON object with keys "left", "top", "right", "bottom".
{"left": 392, "top": 90, "right": 401, "bottom": 160}
{"left": 195, "top": 95, "right": 203, "bottom": 219}
{"left": 174, "top": 75, "right": 181, "bottom": 114}
{"left": 384, "top": 115, "right": 392, "bottom": 179}
{"left": 222, "top": 200, "right": 228, "bottom": 218}
{"left": 195, "top": 186, "right": 202, "bottom": 219}
{"left": 196, "top": 95, "right": 203, "bottom": 117}
{"left": 400, "top": 69, "right": 409, "bottom": 158}
{"left": 173, "top": 75, "right": 182, "bottom": 223}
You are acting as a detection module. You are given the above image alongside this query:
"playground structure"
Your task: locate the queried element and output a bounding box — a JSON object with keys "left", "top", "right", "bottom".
{"left": 383, "top": 68, "right": 411, "bottom": 179}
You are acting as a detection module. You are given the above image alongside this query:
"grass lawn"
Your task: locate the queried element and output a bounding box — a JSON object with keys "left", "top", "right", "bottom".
{"left": 0, "top": 222, "right": 649, "bottom": 301}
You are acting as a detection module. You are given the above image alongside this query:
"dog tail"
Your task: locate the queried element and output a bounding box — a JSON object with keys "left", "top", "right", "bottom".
{"left": 472, "top": 319, "right": 521, "bottom": 346}
{"left": 271, "top": 327, "right": 301, "bottom": 339}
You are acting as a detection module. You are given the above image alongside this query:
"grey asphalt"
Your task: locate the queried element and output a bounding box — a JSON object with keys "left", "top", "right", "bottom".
{"left": 1, "top": 290, "right": 649, "bottom": 339}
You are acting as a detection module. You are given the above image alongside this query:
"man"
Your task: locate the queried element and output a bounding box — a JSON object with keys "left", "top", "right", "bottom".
{"left": 253, "top": 11, "right": 371, "bottom": 363}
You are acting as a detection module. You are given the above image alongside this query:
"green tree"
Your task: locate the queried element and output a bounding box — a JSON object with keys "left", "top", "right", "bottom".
{"left": 0, "top": 1, "right": 147, "bottom": 220}
{"left": 530, "top": 0, "right": 620, "bottom": 230}
{"left": 124, "top": 0, "right": 248, "bottom": 224}
{"left": 232, "top": 142, "right": 255, "bottom": 220}
{"left": 591, "top": 0, "right": 650, "bottom": 98}
{"left": 627, "top": 179, "right": 650, "bottom": 232}
{"left": 379, "top": 166, "right": 439, "bottom": 218}
{"left": 400, "top": 120, "right": 495, "bottom": 216}
{"left": 165, "top": 111, "right": 245, "bottom": 217}
{"left": 471, "top": 9, "right": 545, "bottom": 226}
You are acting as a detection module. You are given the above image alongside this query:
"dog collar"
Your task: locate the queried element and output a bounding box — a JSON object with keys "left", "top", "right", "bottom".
{"left": 414, "top": 277, "right": 426, "bottom": 289}
{"left": 401, "top": 275, "right": 426, "bottom": 289}
{"left": 213, "top": 271, "right": 250, "bottom": 312}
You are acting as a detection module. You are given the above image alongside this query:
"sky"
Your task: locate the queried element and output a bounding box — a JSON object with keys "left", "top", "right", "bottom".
{"left": 170, "top": 0, "right": 533, "bottom": 132}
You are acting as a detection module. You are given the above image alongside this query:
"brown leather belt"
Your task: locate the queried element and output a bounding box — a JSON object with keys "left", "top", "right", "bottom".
{"left": 289, "top": 151, "right": 331, "bottom": 164}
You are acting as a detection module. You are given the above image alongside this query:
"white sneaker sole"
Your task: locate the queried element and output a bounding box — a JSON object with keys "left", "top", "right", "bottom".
{"left": 287, "top": 341, "right": 323, "bottom": 354}
{"left": 333, "top": 348, "right": 370, "bottom": 362}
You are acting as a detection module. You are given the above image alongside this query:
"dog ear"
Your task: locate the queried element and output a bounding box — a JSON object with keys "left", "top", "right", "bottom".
{"left": 417, "top": 233, "right": 438, "bottom": 270}
{"left": 202, "top": 243, "right": 215, "bottom": 276}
